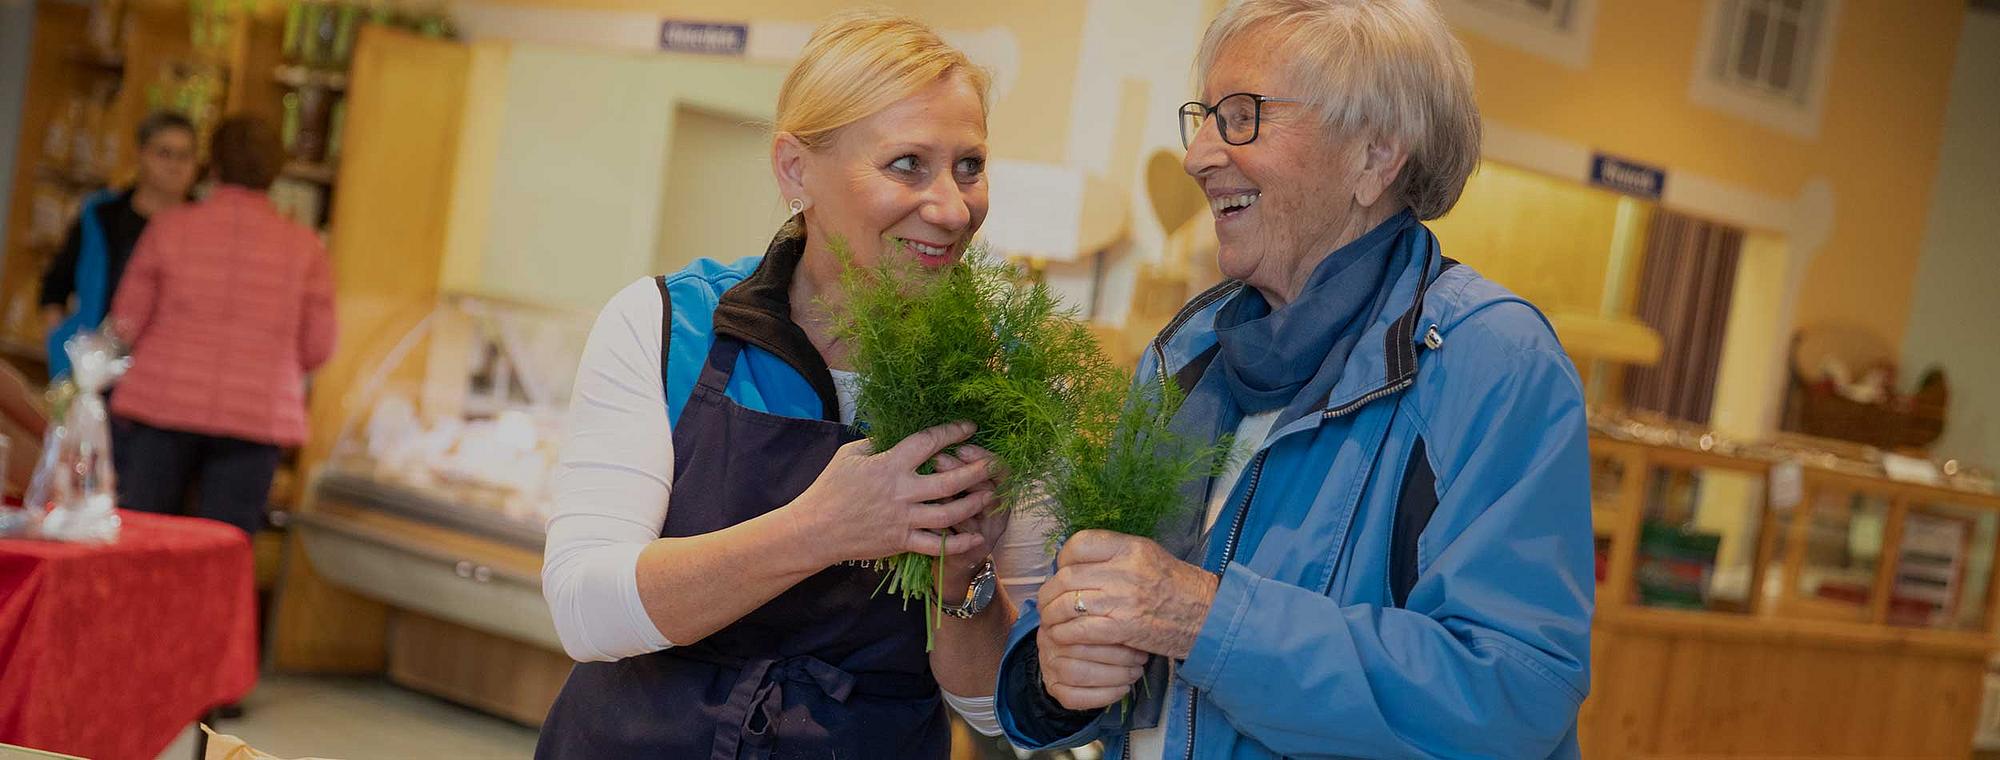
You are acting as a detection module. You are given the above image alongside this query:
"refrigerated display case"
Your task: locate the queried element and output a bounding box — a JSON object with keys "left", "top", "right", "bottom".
{"left": 289, "top": 293, "right": 590, "bottom": 723}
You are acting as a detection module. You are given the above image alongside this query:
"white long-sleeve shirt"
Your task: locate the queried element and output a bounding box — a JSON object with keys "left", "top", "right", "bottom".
{"left": 542, "top": 277, "right": 1056, "bottom": 735}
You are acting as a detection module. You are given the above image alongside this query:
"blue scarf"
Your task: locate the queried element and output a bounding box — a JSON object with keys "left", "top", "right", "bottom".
{"left": 1213, "top": 211, "right": 1413, "bottom": 420}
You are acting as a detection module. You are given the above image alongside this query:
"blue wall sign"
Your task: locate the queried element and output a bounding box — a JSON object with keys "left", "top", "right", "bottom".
{"left": 1589, "top": 153, "right": 1667, "bottom": 200}
{"left": 660, "top": 21, "right": 748, "bottom": 56}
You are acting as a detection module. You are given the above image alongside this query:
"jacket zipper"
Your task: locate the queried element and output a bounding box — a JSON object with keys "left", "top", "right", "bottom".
{"left": 1134, "top": 279, "right": 1419, "bottom": 760}
{"left": 1322, "top": 377, "right": 1414, "bottom": 421}
{"left": 1131, "top": 289, "right": 1231, "bottom": 760}
{"left": 1174, "top": 447, "right": 1271, "bottom": 760}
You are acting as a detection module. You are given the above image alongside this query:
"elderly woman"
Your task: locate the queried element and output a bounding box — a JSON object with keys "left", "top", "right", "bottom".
{"left": 536, "top": 11, "right": 1053, "bottom": 759}
{"left": 995, "top": 1, "right": 1594, "bottom": 758}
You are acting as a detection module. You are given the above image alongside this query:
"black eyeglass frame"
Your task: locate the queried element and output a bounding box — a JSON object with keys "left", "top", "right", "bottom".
{"left": 1178, "top": 92, "right": 1307, "bottom": 148}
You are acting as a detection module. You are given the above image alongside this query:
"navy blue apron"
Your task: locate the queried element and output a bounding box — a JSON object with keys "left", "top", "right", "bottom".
{"left": 536, "top": 334, "right": 949, "bottom": 760}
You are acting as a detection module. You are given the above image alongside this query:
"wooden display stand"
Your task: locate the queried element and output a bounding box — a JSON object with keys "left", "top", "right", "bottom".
{"left": 1584, "top": 434, "right": 2000, "bottom": 757}
{"left": 1, "top": 2, "right": 291, "bottom": 375}
{"left": 260, "top": 26, "right": 580, "bottom": 726}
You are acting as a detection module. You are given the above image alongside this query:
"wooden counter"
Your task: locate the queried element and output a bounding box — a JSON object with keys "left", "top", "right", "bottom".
{"left": 1583, "top": 432, "right": 2000, "bottom": 758}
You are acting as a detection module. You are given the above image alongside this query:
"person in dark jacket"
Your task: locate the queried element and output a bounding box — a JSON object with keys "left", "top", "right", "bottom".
{"left": 40, "top": 111, "right": 197, "bottom": 378}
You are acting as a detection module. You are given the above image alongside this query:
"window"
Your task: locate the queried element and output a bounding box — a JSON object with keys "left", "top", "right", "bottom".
{"left": 1714, "top": 0, "right": 1826, "bottom": 103}
{"left": 1440, "top": 0, "right": 1597, "bottom": 69}
{"left": 1690, "top": 0, "right": 1841, "bottom": 139}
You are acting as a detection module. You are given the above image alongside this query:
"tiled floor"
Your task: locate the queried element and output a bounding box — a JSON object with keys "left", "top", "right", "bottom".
{"left": 154, "top": 674, "right": 539, "bottom": 760}
{"left": 148, "top": 673, "right": 1103, "bottom": 760}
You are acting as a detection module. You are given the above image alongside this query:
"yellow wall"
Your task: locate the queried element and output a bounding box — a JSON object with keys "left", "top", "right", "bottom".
{"left": 458, "top": 0, "right": 1086, "bottom": 165}
{"left": 1459, "top": 0, "right": 1964, "bottom": 347}
{"left": 1429, "top": 162, "right": 1628, "bottom": 315}
{"left": 437, "top": 0, "right": 1967, "bottom": 356}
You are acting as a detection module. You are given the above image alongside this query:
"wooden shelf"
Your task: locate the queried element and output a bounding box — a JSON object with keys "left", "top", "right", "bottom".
{"left": 34, "top": 166, "right": 110, "bottom": 192}
{"left": 273, "top": 64, "right": 348, "bottom": 91}
{"left": 282, "top": 161, "right": 338, "bottom": 184}
{"left": 62, "top": 50, "right": 126, "bottom": 73}
{"left": 0, "top": 336, "right": 47, "bottom": 368}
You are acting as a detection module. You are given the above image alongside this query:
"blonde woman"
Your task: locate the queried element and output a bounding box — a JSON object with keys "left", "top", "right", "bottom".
{"left": 536, "top": 12, "right": 1049, "bottom": 758}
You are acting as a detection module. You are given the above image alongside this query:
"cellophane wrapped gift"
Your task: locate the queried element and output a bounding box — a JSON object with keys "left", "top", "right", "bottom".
{"left": 25, "top": 331, "right": 129, "bottom": 543}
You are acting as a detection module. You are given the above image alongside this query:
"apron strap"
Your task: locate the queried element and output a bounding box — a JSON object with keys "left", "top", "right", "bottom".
{"left": 697, "top": 336, "right": 747, "bottom": 395}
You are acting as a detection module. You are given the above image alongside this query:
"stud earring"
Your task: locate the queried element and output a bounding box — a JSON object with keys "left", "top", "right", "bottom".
{"left": 788, "top": 198, "right": 805, "bottom": 214}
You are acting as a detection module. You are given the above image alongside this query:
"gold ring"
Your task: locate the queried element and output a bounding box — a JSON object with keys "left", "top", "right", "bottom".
{"left": 1072, "top": 592, "right": 1088, "bottom": 615}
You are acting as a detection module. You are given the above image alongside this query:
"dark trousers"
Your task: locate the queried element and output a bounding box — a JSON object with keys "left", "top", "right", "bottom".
{"left": 112, "top": 417, "right": 280, "bottom": 537}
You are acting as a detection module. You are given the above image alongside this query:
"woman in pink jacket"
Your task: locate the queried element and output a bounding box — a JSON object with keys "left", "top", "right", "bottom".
{"left": 107, "top": 116, "right": 336, "bottom": 536}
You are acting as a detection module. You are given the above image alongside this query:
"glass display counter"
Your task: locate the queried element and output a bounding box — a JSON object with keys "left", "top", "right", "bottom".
{"left": 1582, "top": 409, "right": 2000, "bottom": 757}
{"left": 311, "top": 292, "right": 591, "bottom": 548}
{"left": 287, "top": 293, "right": 592, "bottom": 724}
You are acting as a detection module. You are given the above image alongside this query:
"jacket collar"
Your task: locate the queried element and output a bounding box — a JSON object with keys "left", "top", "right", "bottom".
{"left": 1155, "top": 214, "right": 1450, "bottom": 422}
{"left": 711, "top": 214, "right": 842, "bottom": 421}
{"left": 205, "top": 184, "right": 272, "bottom": 206}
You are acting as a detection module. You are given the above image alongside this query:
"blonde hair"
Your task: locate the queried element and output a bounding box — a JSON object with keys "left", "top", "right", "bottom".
{"left": 1197, "top": 0, "right": 1481, "bottom": 220}
{"left": 777, "top": 10, "right": 991, "bottom": 151}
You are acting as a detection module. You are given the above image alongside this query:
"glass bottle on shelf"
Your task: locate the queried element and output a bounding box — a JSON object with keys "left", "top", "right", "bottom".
{"left": 294, "top": 87, "right": 330, "bottom": 163}
{"left": 69, "top": 98, "right": 102, "bottom": 180}
{"left": 86, "top": 0, "right": 127, "bottom": 60}
{"left": 325, "top": 98, "right": 346, "bottom": 163}
{"left": 281, "top": 91, "right": 302, "bottom": 157}
{"left": 332, "top": 2, "right": 362, "bottom": 68}
{"left": 43, "top": 98, "right": 79, "bottom": 166}
{"left": 307, "top": 1, "right": 340, "bottom": 69}
{"left": 282, "top": 0, "right": 308, "bottom": 64}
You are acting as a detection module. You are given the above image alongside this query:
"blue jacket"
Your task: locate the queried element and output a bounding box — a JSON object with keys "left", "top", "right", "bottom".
{"left": 659, "top": 219, "right": 848, "bottom": 427}
{"left": 47, "top": 189, "right": 119, "bottom": 379}
{"left": 996, "top": 221, "right": 1595, "bottom": 759}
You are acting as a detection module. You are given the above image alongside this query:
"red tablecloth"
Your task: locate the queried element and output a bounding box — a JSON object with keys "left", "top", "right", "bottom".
{"left": 0, "top": 510, "right": 258, "bottom": 760}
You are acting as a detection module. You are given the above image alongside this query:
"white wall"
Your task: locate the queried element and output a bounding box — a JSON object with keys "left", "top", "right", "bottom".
{"left": 654, "top": 105, "right": 788, "bottom": 276}
{"left": 1045, "top": 0, "right": 1207, "bottom": 324}
{"left": 1900, "top": 10, "right": 2000, "bottom": 471}
{"left": 473, "top": 46, "right": 787, "bottom": 312}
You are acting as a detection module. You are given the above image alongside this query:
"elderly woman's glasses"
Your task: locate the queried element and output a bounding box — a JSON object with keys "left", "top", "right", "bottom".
{"left": 1179, "top": 93, "right": 1306, "bottom": 149}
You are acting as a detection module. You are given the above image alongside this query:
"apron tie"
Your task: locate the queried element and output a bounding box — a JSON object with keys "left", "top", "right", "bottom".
{"left": 713, "top": 655, "right": 857, "bottom": 760}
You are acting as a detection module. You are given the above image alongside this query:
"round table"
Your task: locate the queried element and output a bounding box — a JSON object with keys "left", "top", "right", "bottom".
{"left": 0, "top": 510, "right": 259, "bottom": 760}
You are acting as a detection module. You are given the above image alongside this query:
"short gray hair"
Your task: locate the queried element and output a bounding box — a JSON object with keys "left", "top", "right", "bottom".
{"left": 1197, "top": 0, "right": 1481, "bottom": 220}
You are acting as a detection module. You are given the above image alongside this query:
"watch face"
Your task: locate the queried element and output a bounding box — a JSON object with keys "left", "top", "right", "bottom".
{"left": 968, "top": 572, "right": 996, "bottom": 612}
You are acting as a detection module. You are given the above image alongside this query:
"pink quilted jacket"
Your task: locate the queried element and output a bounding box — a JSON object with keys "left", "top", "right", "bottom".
{"left": 108, "top": 185, "right": 336, "bottom": 447}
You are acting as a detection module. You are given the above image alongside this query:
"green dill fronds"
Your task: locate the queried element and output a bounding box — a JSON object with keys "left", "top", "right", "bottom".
{"left": 830, "top": 240, "right": 1109, "bottom": 637}
{"left": 1044, "top": 372, "right": 1235, "bottom": 544}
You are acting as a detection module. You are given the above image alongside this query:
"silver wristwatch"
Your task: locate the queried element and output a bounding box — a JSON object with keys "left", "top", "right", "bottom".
{"left": 940, "top": 559, "right": 997, "bottom": 620}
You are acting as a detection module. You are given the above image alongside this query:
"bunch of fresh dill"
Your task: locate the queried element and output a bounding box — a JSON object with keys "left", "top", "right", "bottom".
{"left": 1043, "top": 372, "right": 1235, "bottom": 545}
{"left": 833, "top": 243, "right": 1108, "bottom": 636}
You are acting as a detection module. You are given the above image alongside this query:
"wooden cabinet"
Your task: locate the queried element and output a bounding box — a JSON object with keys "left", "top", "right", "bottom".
{"left": 1584, "top": 432, "right": 2000, "bottom": 757}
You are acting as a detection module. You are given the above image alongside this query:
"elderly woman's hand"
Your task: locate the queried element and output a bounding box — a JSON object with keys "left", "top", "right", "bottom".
{"left": 1038, "top": 530, "right": 1220, "bottom": 661}
{"left": 1035, "top": 624, "right": 1147, "bottom": 711}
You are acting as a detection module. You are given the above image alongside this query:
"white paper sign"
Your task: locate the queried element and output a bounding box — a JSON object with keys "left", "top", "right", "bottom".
{"left": 1883, "top": 453, "right": 1943, "bottom": 486}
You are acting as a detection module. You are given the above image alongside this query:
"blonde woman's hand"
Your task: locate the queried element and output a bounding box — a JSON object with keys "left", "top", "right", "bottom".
{"left": 790, "top": 421, "right": 998, "bottom": 566}
{"left": 928, "top": 443, "right": 1008, "bottom": 594}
